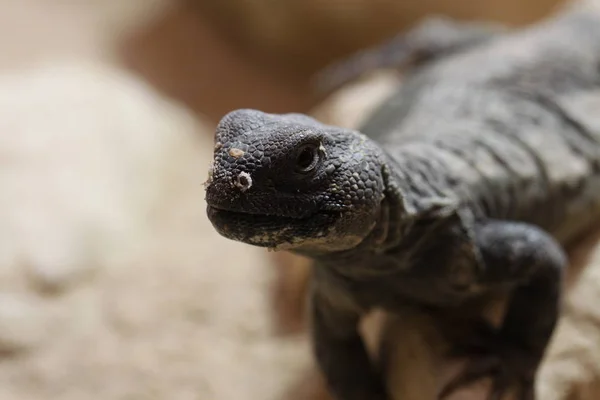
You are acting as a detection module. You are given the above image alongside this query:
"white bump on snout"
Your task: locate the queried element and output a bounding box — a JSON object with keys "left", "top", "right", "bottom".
{"left": 234, "top": 171, "right": 252, "bottom": 192}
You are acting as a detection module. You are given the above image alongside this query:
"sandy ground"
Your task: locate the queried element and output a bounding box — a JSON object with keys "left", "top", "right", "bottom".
{"left": 0, "top": 60, "right": 313, "bottom": 400}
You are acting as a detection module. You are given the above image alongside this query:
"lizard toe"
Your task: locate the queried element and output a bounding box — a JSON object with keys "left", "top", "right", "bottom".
{"left": 439, "top": 324, "right": 538, "bottom": 400}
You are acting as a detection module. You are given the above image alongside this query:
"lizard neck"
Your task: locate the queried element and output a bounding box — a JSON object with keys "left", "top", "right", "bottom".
{"left": 355, "top": 143, "right": 461, "bottom": 255}
{"left": 369, "top": 156, "right": 417, "bottom": 253}
{"left": 292, "top": 152, "right": 415, "bottom": 270}
{"left": 290, "top": 141, "right": 458, "bottom": 273}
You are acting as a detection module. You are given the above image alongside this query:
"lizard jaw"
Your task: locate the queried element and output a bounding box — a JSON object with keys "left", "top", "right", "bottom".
{"left": 206, "top": 205, "right": 339, "bottom": 250}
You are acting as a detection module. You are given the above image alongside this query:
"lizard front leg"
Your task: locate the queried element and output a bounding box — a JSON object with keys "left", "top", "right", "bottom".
{"left": 310, "top": 284, "right": 389, "bottom": 400}
{"left": 314, "top": 17, "right": 506, "bottom": 92}
{"left": 440, "top": 220, "right": 567, "bottom": 400}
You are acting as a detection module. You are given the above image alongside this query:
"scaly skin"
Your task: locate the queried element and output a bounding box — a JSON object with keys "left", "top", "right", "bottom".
{"left": 205, "top": 4, "right": 600, "bottom": 400}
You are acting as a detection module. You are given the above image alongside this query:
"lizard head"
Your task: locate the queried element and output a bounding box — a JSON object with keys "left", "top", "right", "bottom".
{"left": 204, "top": 109, "right": 386, "bottom": 253}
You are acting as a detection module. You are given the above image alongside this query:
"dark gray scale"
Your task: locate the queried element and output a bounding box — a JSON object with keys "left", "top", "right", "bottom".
{"left": 358, "top": 9, "right": 600, "bottom": 243}
{"left": 483, "top": 93, "right": 599, "bottom": 234}
{"left": 371, "top": 83, "right": 599, "bottom": 237}
{"left": 363, "top": 83, "right": 555, "bottom": 227}
{"left": 384, "top": 144, "right": 454, "bottom": 202}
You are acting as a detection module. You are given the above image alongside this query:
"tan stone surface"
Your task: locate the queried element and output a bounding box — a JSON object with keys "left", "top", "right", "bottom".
{"left": 0, "top": 60, "right": 312, "bottom": 400}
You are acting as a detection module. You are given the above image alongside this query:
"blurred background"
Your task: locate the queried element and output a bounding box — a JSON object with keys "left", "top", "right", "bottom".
{"left": 3, "top": 0, "right": 600, "bottom": 399}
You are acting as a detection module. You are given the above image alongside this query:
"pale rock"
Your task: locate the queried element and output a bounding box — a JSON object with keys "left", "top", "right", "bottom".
{"left": 0, "top": 61, "right": 200, "bottom": 293}
{"left": 0, "top": 293, "right": 54, "bottom": 353}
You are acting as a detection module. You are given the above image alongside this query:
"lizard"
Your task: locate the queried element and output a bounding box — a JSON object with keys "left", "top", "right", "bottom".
{"left": 204, "top": 2, "right": 600, "bottom": 399}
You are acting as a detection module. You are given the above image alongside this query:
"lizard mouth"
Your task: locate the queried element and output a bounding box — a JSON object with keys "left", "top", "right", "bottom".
{"left": 206, "top": 204, "right": 312, "bottom": 220}
{"left": 206, "top": 205, "right": 313, "bottom": 224}
{"left": 206, "top": 205, "right": 339, "bottom": 248}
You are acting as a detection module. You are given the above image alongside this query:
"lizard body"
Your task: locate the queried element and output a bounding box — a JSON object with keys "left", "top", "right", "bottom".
{"left": 357, "top": 9, "right": 600, "bottom": 244}
{"left": 205, "top": 3, "right": 600, "bottom": 400}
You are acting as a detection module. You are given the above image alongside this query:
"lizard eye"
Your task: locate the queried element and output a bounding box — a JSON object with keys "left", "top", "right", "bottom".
{"left": 294, "top": 143, "right": 321, "bottom": 174}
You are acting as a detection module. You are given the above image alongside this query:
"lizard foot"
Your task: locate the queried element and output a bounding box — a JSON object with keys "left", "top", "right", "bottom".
{"left": 439, "top": 320, "right": 537, "bottom": 400}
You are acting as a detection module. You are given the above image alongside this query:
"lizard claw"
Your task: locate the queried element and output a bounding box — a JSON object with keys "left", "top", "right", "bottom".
{"left": 439, "top": 321, "right": 536, "bottom": 400}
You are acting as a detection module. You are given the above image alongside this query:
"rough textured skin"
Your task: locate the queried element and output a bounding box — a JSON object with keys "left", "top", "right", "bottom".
{"left": 205, "top": 4, "right": 600, "bottom": 400}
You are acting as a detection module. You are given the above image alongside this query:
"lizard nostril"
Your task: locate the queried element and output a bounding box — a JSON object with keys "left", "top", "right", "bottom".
{"left": 234, "top": 172, "right": 252, "bottom": 192}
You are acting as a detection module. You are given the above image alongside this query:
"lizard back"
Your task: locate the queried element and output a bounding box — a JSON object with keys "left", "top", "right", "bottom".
{"left": 358, "top": 6, "right": 600, "bottom": 244}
